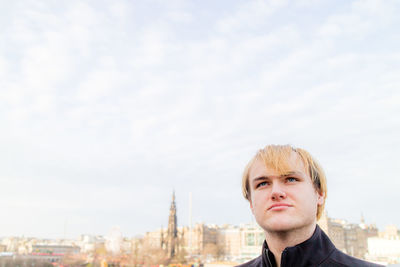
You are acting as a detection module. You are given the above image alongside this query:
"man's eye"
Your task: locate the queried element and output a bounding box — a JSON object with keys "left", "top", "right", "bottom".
{"left": 256, "top": 181, "right": 268, "bottom": 188}
{"left": 286, "top": 177, "right": 297, "bottom": 182}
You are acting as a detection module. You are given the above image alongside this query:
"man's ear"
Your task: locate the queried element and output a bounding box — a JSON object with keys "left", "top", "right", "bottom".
{"left": 249, "top": 199, "right": 255, "bottom": 214}
{"left": 317, "top": 191, "right": 325, "bottom": 206}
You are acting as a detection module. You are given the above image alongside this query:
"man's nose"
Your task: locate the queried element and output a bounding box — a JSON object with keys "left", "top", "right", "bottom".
{"left": 270, "top": 183, "right": 286, "bottom": 200}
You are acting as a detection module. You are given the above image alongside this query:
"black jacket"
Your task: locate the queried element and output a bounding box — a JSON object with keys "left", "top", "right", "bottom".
{"left": 237, "top": 225, "right": 383, "bottom": 267}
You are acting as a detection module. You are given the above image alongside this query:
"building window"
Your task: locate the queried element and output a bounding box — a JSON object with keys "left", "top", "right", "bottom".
{"left": 246, "top": 233, "right": 255, "bottom": 246}
{"left": 257, "top": 233, "right": 265, "bottom": 246}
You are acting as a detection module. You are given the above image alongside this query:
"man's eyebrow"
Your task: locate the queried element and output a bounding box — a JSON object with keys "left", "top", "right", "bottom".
{"left": 252, "top": 171, "right": 300, "bottom": 182}
{"left": 251, "top": 175, "right": 270, "bottom": 183}
{"left": 281, "top": 171, "right": 298, "bottom": 176}
{"left": 252, "top": 176, "right": 270, "bottom": 182}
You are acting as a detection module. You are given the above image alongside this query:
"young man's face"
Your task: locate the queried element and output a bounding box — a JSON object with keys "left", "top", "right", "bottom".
{"left": 248, "top": 151, "right": 324, "bottom": 233}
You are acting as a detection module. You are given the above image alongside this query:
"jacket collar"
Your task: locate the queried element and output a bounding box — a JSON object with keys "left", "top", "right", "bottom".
{"left": 261, "top": 225, "right": 336, "bottom": 267}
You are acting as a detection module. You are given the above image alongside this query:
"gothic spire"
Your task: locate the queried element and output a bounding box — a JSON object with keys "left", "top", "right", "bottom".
{"left": 167, "top": 191, "right": 178, "bottom": 259}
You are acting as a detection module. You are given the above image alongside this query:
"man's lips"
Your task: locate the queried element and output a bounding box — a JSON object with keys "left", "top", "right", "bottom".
{"left": 268, "top": 203, "right": 292, "bottom": 211}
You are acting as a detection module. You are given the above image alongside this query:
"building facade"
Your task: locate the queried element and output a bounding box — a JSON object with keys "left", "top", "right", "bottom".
{"left": 365, "top": 225, "right": 400, "bottom": 264}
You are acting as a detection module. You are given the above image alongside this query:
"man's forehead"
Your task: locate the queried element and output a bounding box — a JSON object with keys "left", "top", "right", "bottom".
{"left": 249, "top": 152, "right": 308, "bottom": 178}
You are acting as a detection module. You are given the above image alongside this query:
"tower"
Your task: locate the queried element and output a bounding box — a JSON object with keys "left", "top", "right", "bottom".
{"left": 167, "top": 191, "right": 178, "bottom": 258}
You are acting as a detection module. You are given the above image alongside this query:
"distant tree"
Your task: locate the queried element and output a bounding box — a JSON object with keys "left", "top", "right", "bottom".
{"left": 143, "top": 247, "right": 168, "bottom": 265}
{"left": 62, "top": 254, "right": 87, "bottom": 266}
{"left": 173, "top": 248, "right": 187, "bottom": 264}
{"left": 202, "top": 243, "right": 222, "bottom": 261}
{"left": 95, "top": 243, "right": 107, "bottom": 255}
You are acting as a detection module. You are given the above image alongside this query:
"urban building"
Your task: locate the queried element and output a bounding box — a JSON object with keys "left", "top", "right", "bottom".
{"left": 217, "top": 224, "right": 241, "bottom": 260}
{"left": 0, "top": 244, "right": 7, "bottom": 253}
{"left": 365, "top": 225, "right": 400, "bottom": 264}
{"left": 237, "top": 223, "right": 264, "bottom": 261}
{"left": 105, "top": 226, "right": 123, "bottom": 254}
{"left": 143, "top": 192, "right": 186, "bottom": 262}
{"left": 31, "top": 244, "right": 80, "bottom": 262}
{"left": 317, "top": 211, "right": 378, "bottom": 260}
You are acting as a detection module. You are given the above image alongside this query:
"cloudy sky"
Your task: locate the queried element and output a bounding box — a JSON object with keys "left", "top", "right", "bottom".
{"left": 1, "top": 0, "right": 399, "bottom": 239}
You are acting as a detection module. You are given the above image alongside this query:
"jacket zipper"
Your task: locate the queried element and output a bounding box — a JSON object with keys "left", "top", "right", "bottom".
{"left": 265, "top": 248, "right": 274, "bottom": 267}
{"left": 280, "top": 249, "right": 287, "bottom": 267}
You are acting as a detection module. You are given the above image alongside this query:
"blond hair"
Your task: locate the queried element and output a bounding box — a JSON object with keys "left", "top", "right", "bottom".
{"left": 242, "top": 144, "right": 327, "bottom": 220}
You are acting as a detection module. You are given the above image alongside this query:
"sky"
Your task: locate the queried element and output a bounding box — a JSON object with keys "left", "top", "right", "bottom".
{"left": 0, "top": 0, "right": 399, "bottom": 239}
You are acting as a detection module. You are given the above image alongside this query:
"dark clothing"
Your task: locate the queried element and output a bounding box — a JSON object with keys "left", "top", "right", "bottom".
{"left": 237, "top": 225, "right": 382, "bottom": 267}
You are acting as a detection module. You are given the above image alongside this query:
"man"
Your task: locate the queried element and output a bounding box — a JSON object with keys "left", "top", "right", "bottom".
{"left": 238, "top": 145, "right": 381, "bottom": 267}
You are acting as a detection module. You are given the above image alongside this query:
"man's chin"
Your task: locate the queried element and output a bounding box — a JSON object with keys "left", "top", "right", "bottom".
{"left": 260, "top": 219, "right": 298, "bottom": 233}
{"left": 264, "top": 224, "right": 295, "bottom": 233}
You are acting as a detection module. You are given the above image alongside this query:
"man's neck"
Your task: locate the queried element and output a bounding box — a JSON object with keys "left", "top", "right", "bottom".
{"left": 265, "top": 223, "right": 317, "bottom": 267}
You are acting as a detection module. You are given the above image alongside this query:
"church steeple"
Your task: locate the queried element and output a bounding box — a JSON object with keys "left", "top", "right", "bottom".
{"left": 170, "top": 191, "right": 176, "bottom": 211}
{"left": 361, "top": 212, "right": 365, "bottom": 224}
{"left": 167, "top": 191, "right": 178, "bottom": 258}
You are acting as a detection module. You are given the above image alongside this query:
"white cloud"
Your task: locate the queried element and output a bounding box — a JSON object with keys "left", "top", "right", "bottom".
{"left": 109, "top": 1, "right": 130, "bottom": 21}
{"left": 0, "top": 56, "right": 6, "bottom": 80}
{"left": 318, "top": 0, "right": 399, "bottom": 39}
{"left": 22, "top": 40, "right": 72, "bottom": 91}
{"left": 76, "top": 62, "right": 128, "bottom": 102}
{"left": 216, "top": 0, "right": 288, "bottom": 34}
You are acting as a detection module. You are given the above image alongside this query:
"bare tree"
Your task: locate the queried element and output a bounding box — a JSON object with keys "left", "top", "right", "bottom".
{"left": 202, "top": 243, "right": 222, "bottom": 261}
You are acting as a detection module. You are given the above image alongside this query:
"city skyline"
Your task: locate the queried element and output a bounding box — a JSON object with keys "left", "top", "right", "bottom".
{"left": 0, "top": 191, "right": 391, "bottom": 239}
{"left": 1, "top": 193, "right": 398, "bottom": 265}
{"left": 1, "top": 0, "right": 400, "bottom": 239}
{"left": 1, "top": 200, "right": 397, "bottom": 264}
{"left": 0, "top": 208, "right": 389, "bottom": 240}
